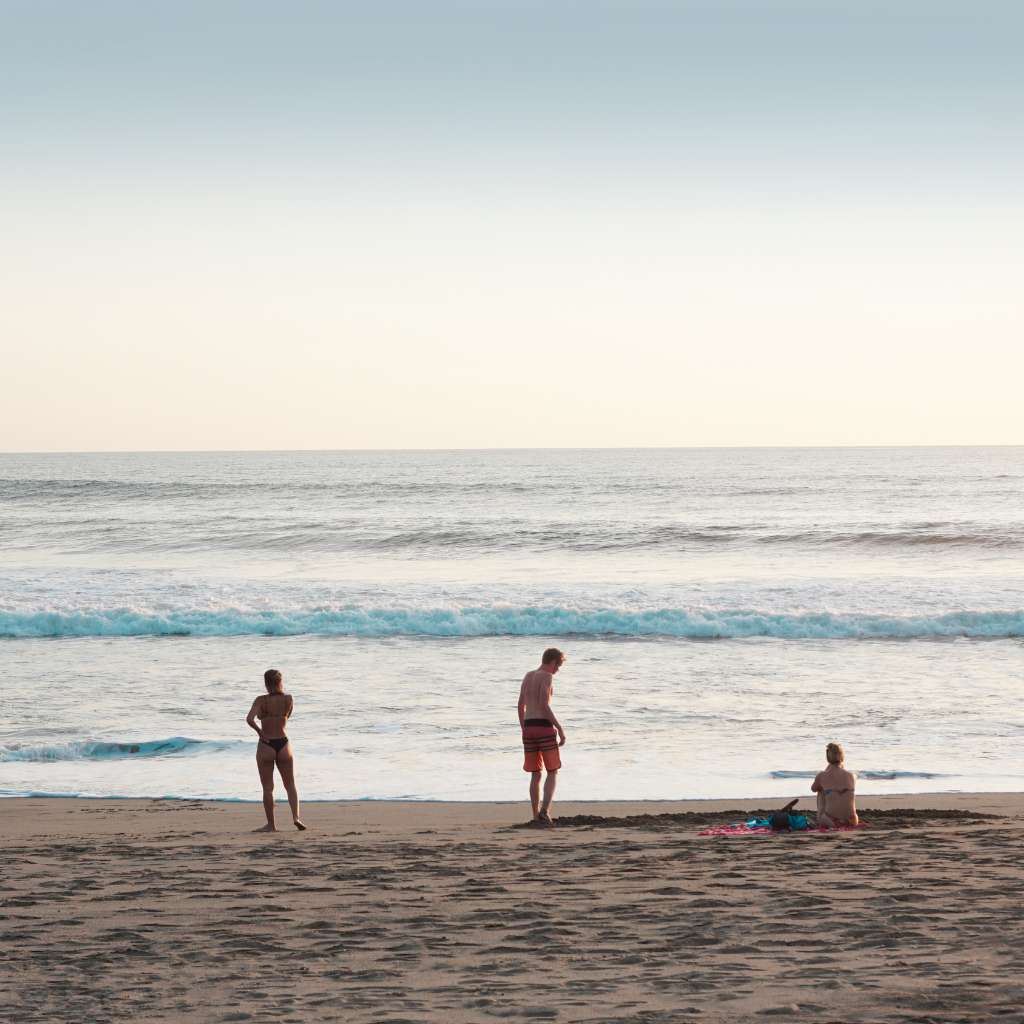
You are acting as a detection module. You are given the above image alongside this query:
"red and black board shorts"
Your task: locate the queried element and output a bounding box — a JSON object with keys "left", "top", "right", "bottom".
{"left": 522, "top": 718, "right": 561, "bottom": 772}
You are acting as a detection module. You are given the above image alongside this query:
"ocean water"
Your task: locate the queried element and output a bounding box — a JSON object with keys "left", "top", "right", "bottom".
{"left": 1, "top": 448, "right": 1022, "bottom": 801}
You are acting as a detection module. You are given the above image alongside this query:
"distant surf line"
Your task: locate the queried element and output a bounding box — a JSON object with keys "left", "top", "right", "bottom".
{"left": 2, "top": 606, "right": 1022, "bottom": 639}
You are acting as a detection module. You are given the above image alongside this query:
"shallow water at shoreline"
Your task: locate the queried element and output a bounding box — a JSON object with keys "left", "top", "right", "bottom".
{"left": 3, "top": 634, "right": 1021, "bottom": 801}
{"left": 2, "top": 448, "right": 1022, "bottom": 801}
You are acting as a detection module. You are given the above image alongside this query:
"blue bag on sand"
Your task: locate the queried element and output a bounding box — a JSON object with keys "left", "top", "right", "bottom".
{"left": 769, "top": 798, "right": 800, "bottom": 831}
{"left": 744, "top": 814, "right": 810, "bottom": 831}
{"left": 751, "top": 800, "right": 813, "bottom": 832}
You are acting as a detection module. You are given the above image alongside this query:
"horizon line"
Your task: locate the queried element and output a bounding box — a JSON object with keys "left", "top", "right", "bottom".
{"left": 2, "top": 443, "right": 1023, "bottom": 455}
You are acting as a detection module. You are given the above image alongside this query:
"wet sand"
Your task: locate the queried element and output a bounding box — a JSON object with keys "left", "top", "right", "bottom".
{"left": 3, "top": 794, "right": 1023, "bottom": 1023}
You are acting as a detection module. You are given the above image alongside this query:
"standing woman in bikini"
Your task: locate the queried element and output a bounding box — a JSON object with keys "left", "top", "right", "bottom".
{"left": 246, "top": 668, "right": 306, "bottom": 831}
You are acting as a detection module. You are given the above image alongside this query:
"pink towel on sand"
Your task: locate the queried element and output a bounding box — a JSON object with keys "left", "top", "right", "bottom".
{"left": 699, "top": 822, "right": 866, "bottom": 837}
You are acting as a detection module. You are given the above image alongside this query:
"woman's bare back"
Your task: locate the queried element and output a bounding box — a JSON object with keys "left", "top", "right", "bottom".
{"left": 255, "top": 692, "right": 292, "bottom": 739}
{"left": 812, "top": 764, "right": 858, "bottom": 825}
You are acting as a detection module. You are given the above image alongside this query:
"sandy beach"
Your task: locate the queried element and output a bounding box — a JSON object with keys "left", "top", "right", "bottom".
{"left": 3, "top": 794, "right": 1023, "bottom": 1023}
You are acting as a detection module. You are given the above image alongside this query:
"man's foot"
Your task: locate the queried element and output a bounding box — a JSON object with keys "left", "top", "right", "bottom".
{"left": 253, "top": 824, "right": 277, "bottom": 832}
{"left": 294, "top": 819, "right": 307, "bottom": 831}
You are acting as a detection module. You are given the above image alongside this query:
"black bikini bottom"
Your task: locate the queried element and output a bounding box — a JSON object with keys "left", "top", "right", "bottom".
{"left": 260, "top": 737, "right": 289, "bottom": 753}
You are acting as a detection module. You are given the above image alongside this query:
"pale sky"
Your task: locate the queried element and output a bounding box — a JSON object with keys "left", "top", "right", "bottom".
{"left": 3, "top": 1, "right": 1022, "bottom": 450}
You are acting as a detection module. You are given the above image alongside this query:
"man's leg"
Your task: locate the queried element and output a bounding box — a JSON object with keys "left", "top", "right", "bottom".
{"left": 529, "top": 771, "right": 542, "bottom": 819}
{"left": 540, "top": 769, "right": 558, "bottom": 818}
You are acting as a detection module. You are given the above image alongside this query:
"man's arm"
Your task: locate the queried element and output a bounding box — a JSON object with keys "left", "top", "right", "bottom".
{"left": 245, "top": 699, "right": 263, "bottom": 738}
{"left": 540, "top": 681, "right": 565, "bottom": 745}
{"left": 517, "top": 676, "right": 528, "bottom": 728}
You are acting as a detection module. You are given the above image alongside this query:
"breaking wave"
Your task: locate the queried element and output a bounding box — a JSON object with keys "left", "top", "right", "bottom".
{"left": 770, "top": 769, "right": 948, "bottom": 781}
{"left": 2, "top": 606, "right": 1022, "bottom": 639}
{"left": 0, "top": 737, "right": 238, "bottom": 763}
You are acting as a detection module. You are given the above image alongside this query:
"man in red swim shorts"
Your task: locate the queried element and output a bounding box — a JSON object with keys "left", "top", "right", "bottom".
{"left": 517, "top": 648, "right": 567, "bottom": 827}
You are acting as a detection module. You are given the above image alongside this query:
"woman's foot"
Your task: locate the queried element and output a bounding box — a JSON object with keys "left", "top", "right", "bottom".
{"left": 294, "top": 819, "right": 307, "bottom": 831}
{"left": 253, "top": 823, "right": 277, "bottom": 832}
{"left": 537, "top": 811, "right": 555, "bottom": 828}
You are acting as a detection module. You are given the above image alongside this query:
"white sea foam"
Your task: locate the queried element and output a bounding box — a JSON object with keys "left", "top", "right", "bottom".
{"left": 1, "top": 605, "right": 1021, "bottom": 638}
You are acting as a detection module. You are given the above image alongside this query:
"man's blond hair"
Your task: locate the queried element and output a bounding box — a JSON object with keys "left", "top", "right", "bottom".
{"left": 541, "top": 648, "right": 565, "bottom": 667}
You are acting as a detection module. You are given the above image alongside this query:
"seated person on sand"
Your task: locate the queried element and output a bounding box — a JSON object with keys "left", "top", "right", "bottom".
{"left": 811, "top": 742, "right": 858, "bottom": 828}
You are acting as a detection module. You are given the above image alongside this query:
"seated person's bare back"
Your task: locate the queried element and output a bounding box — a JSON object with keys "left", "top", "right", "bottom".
{"left": 811, "top": 763, "right": 858, "bottom": 827}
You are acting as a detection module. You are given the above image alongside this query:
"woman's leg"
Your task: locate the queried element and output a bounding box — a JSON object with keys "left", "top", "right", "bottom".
{"left": 256, "top": 745, "right": 277, "bottom": 831}
{"left": 276, "top": 745, "right": 305, "bottom": 829}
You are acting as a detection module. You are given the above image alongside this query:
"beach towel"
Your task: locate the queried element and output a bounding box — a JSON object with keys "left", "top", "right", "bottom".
{"left": 699, "top": 819, "right": 866, "bottom": 837}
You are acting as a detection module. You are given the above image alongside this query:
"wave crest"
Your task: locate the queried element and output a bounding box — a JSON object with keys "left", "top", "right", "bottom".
{"left": 0, "top": 737, "right": 236, "bottom": 762}
{"left": 1, "top": 606, "right": 1022, "bottom": 639}
{"left": 770, "top": 769, "right": 947, "bottom": 781}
